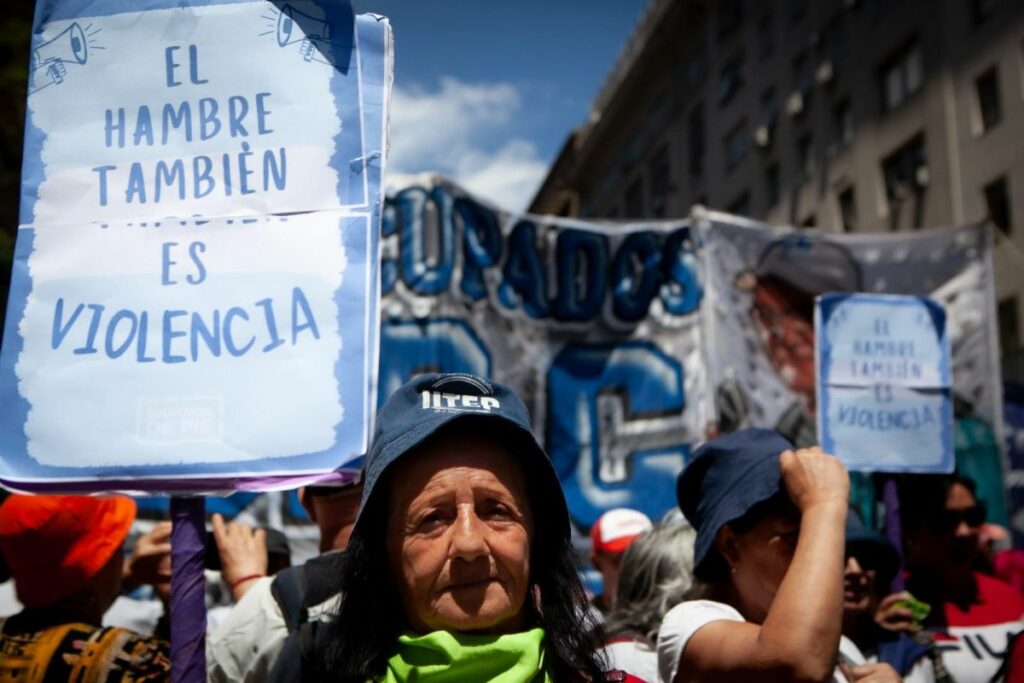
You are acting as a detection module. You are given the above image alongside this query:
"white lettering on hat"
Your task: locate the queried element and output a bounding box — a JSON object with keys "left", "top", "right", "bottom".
{"left": 419, "top": 391, "right": 501, "bottom": 412}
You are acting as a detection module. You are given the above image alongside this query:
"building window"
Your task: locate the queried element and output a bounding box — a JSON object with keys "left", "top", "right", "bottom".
{"left": 757, "top": 14, "right": 774, "bottom": 59}
{"left": 718, "top": 0, "right": 745, "bottom": 40}
{"left": 686, "top": 43, "right": 708, "bottom": 89}
{"left": 880, "top": 41, "right": 923, "bottom": 112}
{"left": 882, "top": 134, "right": 927, "bottom": 230}
{"left": 688, "top": 107, "right": 705, "bottom": 175}
{"left": 649, "top": 144, "right": 671, "bottom": 218}
{"left": 724, "top": 121, "right": 750, "bottom": 172}
{"left": 765, "top": 164, "right": 781, "bottom": 208}
{"left": 800, "top": 214, "right": 817, "bottom": 228}
{"left": 625, "top": 177, "right": 645, "bottom": 217}
{"left": 789, "top": 0, "right": 806, "bottom": 24}
{"left": 761, "top": 88, "right": 779, "bottom": 128}
{"left": 823, "top": 13, "right": 847, "bottom": 64}
{"left": 728, "top": 191, "right": 751, "bottom": 217}
{"left": 834, "top": 99, "right": 854, "bottom": 146}
{"left": 718, "top": 52, "right": 745, "bottom": 106}
{"left": 975, "top": 66, "right": 1002, "bottom": 133}
{"left": 984, "top": 176, "right": 1012, "bottom": 235}
{"left": 797, "top": 133, "right": 814, "bottom": 179}
{"left": 971, "top": 0, "right": 997, "bottom": 26}
{"left": 793, "top": 51, "right": 813, "bottom": 95}
{"left": 1000, "top": 297, "right": 1020, "bottom": 359}
{"left": 838, "top": 186, "right": 857, "bottom": 232}
{"left": 756, "top": 88, "right": 778, "bottom": 149}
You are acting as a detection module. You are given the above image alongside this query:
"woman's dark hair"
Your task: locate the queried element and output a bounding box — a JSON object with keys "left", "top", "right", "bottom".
{"left": 897, "top": 472, "right": 978, "bottom": 536}
{"left": 318, "top": 420, "right": 608, "bottom": 682}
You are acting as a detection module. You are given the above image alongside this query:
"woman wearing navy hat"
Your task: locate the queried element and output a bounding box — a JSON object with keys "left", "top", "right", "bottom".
{"left": 309, "top": 373, "right": 630, "bottom": 682}
{"left": 842, "top": 513, "right": 940, "bottom": 682}
{"left": 657, "top": 428, "right": 900, "bottom": 683}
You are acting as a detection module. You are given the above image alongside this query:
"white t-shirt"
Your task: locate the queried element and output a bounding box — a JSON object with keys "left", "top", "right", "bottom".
{"left": 657, "top": 600, "right": 862, "bottom": 683}
{"left": 600, "top": 637, "right": 658, "bottom": 683}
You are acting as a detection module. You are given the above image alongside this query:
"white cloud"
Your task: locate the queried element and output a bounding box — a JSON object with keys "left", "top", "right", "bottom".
{"left": 386, "top": 77, "right": 548, "bottom": 212}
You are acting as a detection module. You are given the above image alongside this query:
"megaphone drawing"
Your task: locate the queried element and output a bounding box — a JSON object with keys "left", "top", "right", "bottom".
{"left": 30, "top": 22, "right": 89, "bottom": 94}
{"left": 275, "top": 3, "right": 333, "bottom": 64}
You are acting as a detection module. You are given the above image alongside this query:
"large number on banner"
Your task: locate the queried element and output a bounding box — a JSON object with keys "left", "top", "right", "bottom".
{"left": 546, "top": 342, "right": 689, "bottom": 529}
{"left": 378, "top": 319, "right": 492, "bottom": 407}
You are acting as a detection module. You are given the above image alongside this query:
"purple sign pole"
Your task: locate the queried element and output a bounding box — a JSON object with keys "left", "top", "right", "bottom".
{"left": 882, "top": 478, "right": 905, "bottom": 593}
{"left": 170, "top": 496, "right": 206, "bottom": 683}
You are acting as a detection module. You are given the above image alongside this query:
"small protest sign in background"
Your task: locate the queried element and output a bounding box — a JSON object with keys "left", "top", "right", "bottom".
{"left": 816, "top": 293, "right": 954, "bottom": 473}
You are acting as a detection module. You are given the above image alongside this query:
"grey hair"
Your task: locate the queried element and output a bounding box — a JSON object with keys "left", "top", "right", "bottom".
{"left": 604, "top": 518, "right": 697, "bottom": 643}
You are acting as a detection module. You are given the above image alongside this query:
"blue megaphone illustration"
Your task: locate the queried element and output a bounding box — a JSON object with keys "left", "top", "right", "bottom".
{"left": 30, "top": 22, "right": 89, "bottom": 94}
{"left": 276, "top": 3, "right": 333, "bottom": 63}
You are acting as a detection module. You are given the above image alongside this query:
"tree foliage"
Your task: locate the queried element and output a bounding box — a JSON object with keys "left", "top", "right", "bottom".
{"left": 0, "top": 5, "right": 32, "bottom": 343}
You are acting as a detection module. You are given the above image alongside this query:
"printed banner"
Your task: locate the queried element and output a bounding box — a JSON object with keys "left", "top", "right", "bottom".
{"left": 815, "top": 293, "right": 954, "bottom": 473}
{"left": 378, "top": 177, "right": 711, "bottom": 530}
{"left": 701, "top": 211, "right": 1006, "bottom": 524}
{"left": 0, "top": 1, "right": 392, "bottom": 491}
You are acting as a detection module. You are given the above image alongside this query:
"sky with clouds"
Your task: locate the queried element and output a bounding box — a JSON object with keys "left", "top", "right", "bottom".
{"left": 352, "top": 1, "right": 649, "bottom": 212}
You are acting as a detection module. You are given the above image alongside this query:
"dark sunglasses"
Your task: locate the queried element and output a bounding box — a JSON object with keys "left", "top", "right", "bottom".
{"left": 933, "top": 503, "right": 986, "bottom": 532}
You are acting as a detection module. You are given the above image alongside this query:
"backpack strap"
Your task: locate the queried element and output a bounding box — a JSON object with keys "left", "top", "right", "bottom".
{"left": 270, "top": 565, "right": 308, "bottom": 634}
{"left": 266, "top": 553, "right": 346, "bottom": 683}
{"left": 297, "top": 551, "right": 346, "bottom": 609}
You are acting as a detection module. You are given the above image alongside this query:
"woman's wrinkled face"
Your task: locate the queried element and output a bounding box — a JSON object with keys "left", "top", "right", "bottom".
{"left": 721, "top": 507, "right": 801, "bottom": 623}
{"left": 386, "top": 431, "right": 534, "bottom": 634}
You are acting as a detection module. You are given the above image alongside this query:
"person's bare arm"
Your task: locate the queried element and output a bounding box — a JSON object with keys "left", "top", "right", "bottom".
{"left": 678, "top": 447, "right": 849, "bottom": 683}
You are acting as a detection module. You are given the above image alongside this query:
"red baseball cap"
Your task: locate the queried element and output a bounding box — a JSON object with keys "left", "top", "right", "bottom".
{"left": 590, "top": 508, "right": 653, "bottom": 554}
{"left": 0, "top": 494, "right": 136, "bottom": 608}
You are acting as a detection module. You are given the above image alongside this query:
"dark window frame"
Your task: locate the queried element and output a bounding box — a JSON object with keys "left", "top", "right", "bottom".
{"left": 879, "top": 39, "right": 923, "bottom": 113}
{"left": 984, "top": 176, "right": 1012, "bottom": 235}
{"left": 975, "top": 66, "right": 1002, "bottom": 133}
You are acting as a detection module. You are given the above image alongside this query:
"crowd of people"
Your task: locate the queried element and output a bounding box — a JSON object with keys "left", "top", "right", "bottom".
{"left": 1, "top": 372, "right": 1023, "bottom": 682}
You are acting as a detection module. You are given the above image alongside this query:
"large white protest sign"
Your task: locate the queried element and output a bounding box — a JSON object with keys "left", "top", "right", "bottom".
{"left": 0, "top": 0, "right": 391, "bottom": 490}
{"left": 815, "top": 293, "right": 954, "bottom": 473}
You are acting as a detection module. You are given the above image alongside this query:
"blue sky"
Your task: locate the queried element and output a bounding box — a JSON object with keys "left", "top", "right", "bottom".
{"left": 352, "top": 0, "right": 650, "bottom": 211}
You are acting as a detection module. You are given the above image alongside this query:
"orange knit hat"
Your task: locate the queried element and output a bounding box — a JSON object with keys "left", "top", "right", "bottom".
{"left": 0, "top": 494, "right": 136, "bottom": 608}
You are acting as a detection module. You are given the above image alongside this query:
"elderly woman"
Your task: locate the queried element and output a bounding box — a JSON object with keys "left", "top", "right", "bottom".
{"left": 315, "top": 373, "right": 612, "bottom": 682}
{"left": 600, "top": 516, "right": 697, "bottom": 681}
{"left": 658, "top": 428, "right": 900, "bottom": 683}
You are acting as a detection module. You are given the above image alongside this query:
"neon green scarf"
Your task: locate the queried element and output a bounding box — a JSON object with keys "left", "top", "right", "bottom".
{"left": 379, "top": 627, "right": 554, "bottom": 683}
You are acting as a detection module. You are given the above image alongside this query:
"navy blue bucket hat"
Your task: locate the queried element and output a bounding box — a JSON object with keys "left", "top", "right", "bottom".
{"left": 845, "top": 511, "right": 901, "bottom": 587}
{"left": 677, "top": 428, "right": 794, "bottom": 575}
{"left": 355, "top": 373, "right": 569, "bottom": 539}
